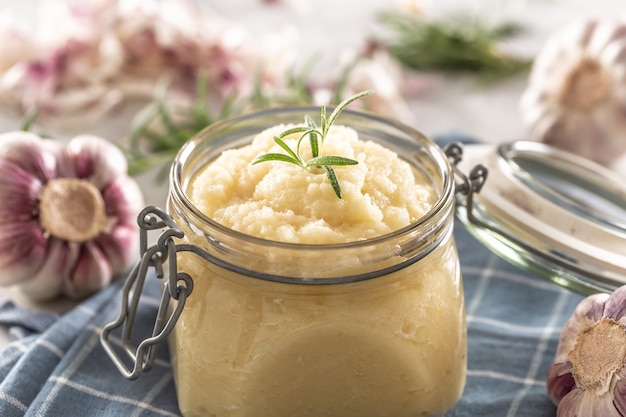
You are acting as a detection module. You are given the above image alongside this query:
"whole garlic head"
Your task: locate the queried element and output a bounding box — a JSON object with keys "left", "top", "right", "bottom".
{"left": 0, "top": 132, "right": 143, "bottom": 300}
{"left": 547, "top": 286, "right": 626, "bottom": 417}
{"left": 520, "top": 18, "right": 626, "bottom": 165}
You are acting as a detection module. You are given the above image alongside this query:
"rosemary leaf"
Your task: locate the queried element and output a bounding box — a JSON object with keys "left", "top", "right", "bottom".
{"left": 252, "top": 153, "right": 303, "bottom": 166}
{"left": 326, "top": 90, "right": 373, "bottom": 135}
{"left": 305, "top": 115, "right": 320, "bottom": 157}
{"left": 276, "top": 126, "right": 313, "bottom": 139}
{"left": 306, "top": 155, "right": 359, "bottom": 167}
{"left": 323, "top": 166, "right": 342, "bottom": 199}
{"left": 274, "top": 136, "right": 303, "bottom": 164}
{"left": 309, "top": 131, "right": 320, "bottom": 158}
{"left": 304, "top": 114, "right": 317, "bottom": 129}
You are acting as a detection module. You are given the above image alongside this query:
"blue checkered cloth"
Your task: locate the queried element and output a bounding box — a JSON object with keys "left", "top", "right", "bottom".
{"left": 0, "top": 135, "right": 587, "bottom": 417}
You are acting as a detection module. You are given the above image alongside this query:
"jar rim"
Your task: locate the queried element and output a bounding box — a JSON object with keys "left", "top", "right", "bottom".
{"left": 169, "top": 106, "right": 455, "bottom": 251}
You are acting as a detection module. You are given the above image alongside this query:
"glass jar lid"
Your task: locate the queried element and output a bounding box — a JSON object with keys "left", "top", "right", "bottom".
{"left": 452, "top": 140, "right": 626, "bottom": 295}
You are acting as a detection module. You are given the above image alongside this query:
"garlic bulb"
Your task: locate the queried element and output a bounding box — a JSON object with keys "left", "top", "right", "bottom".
{"left": 520, "top": 18, "right": 626, "bottom": 165}
{"left": 0, "top": 0, "right": 296, "bottom": 130}
{"left": 547, "top": 286, "right": 626, "bottom": 417}
{"left": 0, "top": 132, "right": 144, "bottom": 300}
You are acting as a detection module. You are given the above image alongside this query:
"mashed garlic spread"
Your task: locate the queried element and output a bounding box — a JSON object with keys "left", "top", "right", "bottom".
{"left": 170, "top": 123, "right": 466, "bottom": 417}
{"left": 190, "top": 124, "right": 435, "bottom": 243}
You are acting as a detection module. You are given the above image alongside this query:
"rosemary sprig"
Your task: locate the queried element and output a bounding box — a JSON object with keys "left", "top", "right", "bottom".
{"left": 252, "top": 90, "right": 372, "bottom": 199}
{"left": 380, "top": 12, "right": 531, "bottom": 84}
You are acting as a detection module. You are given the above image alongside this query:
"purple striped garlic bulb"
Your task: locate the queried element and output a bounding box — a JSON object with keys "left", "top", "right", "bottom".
{"left": 547, "top": 286, "right": 626, "bottom": 417}
{"left": 0, "top": 132, "right": 143, "bottom": 300}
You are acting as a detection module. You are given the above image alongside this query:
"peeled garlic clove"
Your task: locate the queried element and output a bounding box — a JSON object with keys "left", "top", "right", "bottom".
{"left": 547, "top": 287, "right": 626, "bottom": 416}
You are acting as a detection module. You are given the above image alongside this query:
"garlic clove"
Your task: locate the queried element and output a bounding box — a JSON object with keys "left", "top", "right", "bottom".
{"left": 95, "top": 224, "right": 139, "bottom": 276}
{"left": 581, "top": 391, "right": 623, "bottom": 417}
{"left": 20, "top": 239, "right": 80, "bottom": 301}
{"left": 0, "top": 158, "right": 42, "bottom": 222}
{"left": 614, "top": 369, "right": 626, "bottom": 415}
{"left": 99, "top": 176, "right": 143, "bottom": 272}
{"left": 101, "top": 175, "right": 144, "bottom": 223}
{"left": 558, "top": 389, "right": 624, "bottom": 417}
{"left": 555, "top": 389, "right": 583, "bottom": 417}
{"left": 602, "top": 285, "right": 626, "bottom": 320}
{"left": 64, "top": 241, "right": 112, "bottom": 300}
{"left": 64, "top": 134, "right": 129, "bottom": 189}
{"left": 0, "top": 220, "right": 48, "bottom": 286}
{"left": 546, "top": 361, "right": 575, "bottom": 405}
{"left": 0, "top": 131, "right": 60, "bottom": 182}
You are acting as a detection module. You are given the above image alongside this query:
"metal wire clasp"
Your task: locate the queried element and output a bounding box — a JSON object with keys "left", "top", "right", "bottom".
{"left": 444, "top": 142, "right": 488, "bottom": 219}
{"left": 100, "top": 206, "right": 195, "bottom": 380}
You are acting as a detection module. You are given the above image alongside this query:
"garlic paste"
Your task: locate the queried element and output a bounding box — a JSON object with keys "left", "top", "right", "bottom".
{"left": 190, "top": 125, "right": 432, "bottom": 244}
{"left": 168, "top": 119, "right": 466, "bottom": 417}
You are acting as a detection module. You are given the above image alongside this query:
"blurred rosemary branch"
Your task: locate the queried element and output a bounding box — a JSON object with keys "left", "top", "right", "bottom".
{"left": 125, "top": 72, "right": 238, "bottom": 179}
{"left": 380, "top": 12, "right": 532, "bottom": 83}
{"left": 125, "top": 61, "right": 355, "bottom": 180}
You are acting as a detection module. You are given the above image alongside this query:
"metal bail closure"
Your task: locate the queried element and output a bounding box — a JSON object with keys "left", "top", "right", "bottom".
{"left": 444, "top": 142, "right": 488, "bottom": 206}
{"left": 100, "top": 206, "right": 196, "bottom": 380}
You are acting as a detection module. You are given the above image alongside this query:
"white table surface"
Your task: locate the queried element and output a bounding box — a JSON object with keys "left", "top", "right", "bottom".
{"left": 0, "top": 0, "right": 624, "bottom": 347}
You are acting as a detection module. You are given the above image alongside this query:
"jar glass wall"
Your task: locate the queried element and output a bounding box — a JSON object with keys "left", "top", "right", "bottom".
{"left": 167, "top": 108, "right": 466, "bottom": 417}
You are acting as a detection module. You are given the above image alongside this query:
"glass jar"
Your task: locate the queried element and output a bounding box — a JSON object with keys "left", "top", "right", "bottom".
{"left": 168, "top": 108, "right": 465, "bottom": 417}
{"left": 104, "top": 108, "right": 467, "bottom": 417}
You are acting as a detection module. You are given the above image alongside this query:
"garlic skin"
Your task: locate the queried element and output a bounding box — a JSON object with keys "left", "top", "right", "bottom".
{"left": 547, "top": 286, "right": 626, "bottom": 417}
{"left": 0, "top": 132, "right": 143, "bottom": 300}
{"left": 520, "top": 18, "right": 626, "bottom": 165}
